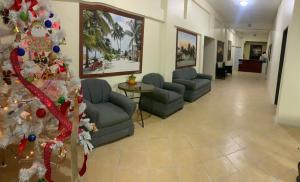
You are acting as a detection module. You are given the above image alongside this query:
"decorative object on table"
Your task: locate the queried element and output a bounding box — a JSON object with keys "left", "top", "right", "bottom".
{"left": 127, "top": 74, "right": 137, "bottom": 85}
{"left": 173, "top": 68, "right": 212, "bottom": 102}
{"left": 141, "top": 73, "right": 185, "bottom": 119}
{"left": 228, "top": 40, "right": 232, "bottom": 61}
{"left": 82, "top": 79, "right": 136, "bottom": 147}
{"left": 79, "top": 3, "right": 144, "bottom": 78}
{"left": 217, "top": 41, "right": 225, "bottom": 62}
{"left": 175, "top": 28, "right": 197, "bottom": 69}
{"left": 0, "top": 1, "right": 96, "bottom": 181}
{"left": 118, "top": 81, "right": 154, "bottom": 127}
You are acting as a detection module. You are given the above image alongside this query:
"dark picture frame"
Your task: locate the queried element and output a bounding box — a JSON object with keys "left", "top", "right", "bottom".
{"left": 79, "top": 3, "right": 145, "bottom": 78}
{"left": 227, "top": 40, "right": 232, "bottom": 60}
{"left": 217, "top": 41, "right": 224, "bottom": 62}
{"left": 249, "top": 44, "right": 262, "bottom": 60}
{"left": 175, "top": 28, "right": 197, "bottom": 69}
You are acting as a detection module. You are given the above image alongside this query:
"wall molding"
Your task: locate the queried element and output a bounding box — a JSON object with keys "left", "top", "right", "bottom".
{"left": 53, "top": 0, "right": 166, "bottom": 23}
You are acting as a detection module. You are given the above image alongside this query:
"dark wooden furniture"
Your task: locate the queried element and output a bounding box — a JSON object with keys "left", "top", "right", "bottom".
{"left": 216, "top": 64, "right": 227, "bottom": 79}
{"left": 238, "top": 59, "right": 262, "bottom": 73}
{"left": 225, "top": 65, "right": 233, "bottom": 74}
{"left": 118, "top": 82, "right": 155, "bottom": 127}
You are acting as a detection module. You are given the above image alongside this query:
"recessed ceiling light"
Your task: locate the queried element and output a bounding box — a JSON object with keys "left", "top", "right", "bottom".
{"left": 240, "top": 0, "right": 248, "bottom": 6}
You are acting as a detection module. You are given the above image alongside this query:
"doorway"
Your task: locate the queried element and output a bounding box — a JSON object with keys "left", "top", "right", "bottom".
{"left": 275, "top": 27, "right": 288, "bottom": 105}
{"left": 234, "top": 47, "right": 243, "bottom": 71}
{"left": 203, "top": 36, "right": 216, "bottom": 78}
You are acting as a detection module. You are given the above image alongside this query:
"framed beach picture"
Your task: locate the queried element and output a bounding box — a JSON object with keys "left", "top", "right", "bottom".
{"left": 227, "top": 40, "right": 232, "bottom": 61}
{"left": 217, "top": 41, "right": 224, "bottom": 62}
{"left": 79, "top": 3, "right": 144, "bottom": 78}
{"left": 176, "top": 28, "right": 197, "bottom": 69}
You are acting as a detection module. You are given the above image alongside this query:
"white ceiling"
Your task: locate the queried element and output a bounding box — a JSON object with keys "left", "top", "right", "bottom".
{"left": 206, "top": 0, "right": 282, "bottom": 33}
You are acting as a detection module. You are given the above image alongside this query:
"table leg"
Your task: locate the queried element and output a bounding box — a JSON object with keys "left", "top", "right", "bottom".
{"left": 138, "top": 97, "right": 144, "bottom": 128}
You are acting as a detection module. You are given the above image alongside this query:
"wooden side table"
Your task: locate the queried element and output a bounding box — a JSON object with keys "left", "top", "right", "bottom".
{"left": 118, "top": 82, "right": 154, "bottom": 128}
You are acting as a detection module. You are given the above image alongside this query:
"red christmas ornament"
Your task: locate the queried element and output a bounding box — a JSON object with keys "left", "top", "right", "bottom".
{"left": 59, "top": 66, "right": 66, "bottom": 73}
{"left": 36, "top": 108, "right": 46, "bottom": 118}
{"left": 18, "top": 135, "right": 28, "bottom": 155}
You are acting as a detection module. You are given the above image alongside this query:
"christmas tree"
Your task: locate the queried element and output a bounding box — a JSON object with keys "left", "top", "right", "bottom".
{"left": 0, "top": 0, "right": 95, "bottom": 181}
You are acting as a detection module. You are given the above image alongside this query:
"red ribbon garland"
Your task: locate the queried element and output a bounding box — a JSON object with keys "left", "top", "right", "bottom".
{"left": 79, "top": 155, "right": 88, "bottom": 176}
{"left": 44, "top": 142, "right": 55, "bottom": 182}
{"left": 9, "top": 0, "right": 38, "bottom": 17}
{"left": 10, "top": 48, "right": 88, "bottom": 181}
{"left": 9, "top": 0, "right": 22, "bottom": 11}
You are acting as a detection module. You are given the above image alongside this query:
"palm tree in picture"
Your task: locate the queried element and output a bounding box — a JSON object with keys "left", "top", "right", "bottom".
{"left": 112, "top": 22, "right": 125, "bottom": 58}
{"left": 125, "top": 20, "right": 142, "bottom": 62}
{"left": 82, "top": 9, "right": 113, "bottom": 68}
{"left": 112, "top": 23, "right": 121, "bottom": 50}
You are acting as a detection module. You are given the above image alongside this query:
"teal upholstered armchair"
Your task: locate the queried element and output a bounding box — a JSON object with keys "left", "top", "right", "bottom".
{"left": 81, "top": 79, "right": 136, "bottom": 147}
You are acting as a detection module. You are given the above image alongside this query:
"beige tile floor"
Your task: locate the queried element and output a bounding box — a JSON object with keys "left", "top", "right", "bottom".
{"left": 2, "top": 72, "right": 299, "bottom": 181}
{"left": 82, "top": 72, "right": 300, "bottom": 182}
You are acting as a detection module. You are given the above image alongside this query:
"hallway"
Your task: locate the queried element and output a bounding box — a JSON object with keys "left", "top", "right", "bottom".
{"left": 84, "top": 72, "right": 300, "bottom": 182}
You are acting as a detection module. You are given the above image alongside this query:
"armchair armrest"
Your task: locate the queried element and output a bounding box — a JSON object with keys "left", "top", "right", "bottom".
{"left": 143, "top": 88, "right": 170, "bottom": 104}
{"left": 173, "top": 79, "right": 196, "bottom": 90}
{"left": 110, "top": 92, "right": 136, "bottom": 116}
{"left": 163, "top": 82, "right": 185, "bottom": 96}
{"left": 197, "top": 73, "right": 212, "bottom": 80}
{"left": 83, "top": 99, "right": 99, "bottom": 123}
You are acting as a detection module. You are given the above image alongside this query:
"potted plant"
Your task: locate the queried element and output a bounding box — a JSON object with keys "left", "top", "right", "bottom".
{"left": 128, "top": 73, "right": 136, "bottom": 85}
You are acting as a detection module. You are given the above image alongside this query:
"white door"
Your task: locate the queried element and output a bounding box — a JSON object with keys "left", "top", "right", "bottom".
{"left": 234, "top": 47, "right": 243, "bottom": 71}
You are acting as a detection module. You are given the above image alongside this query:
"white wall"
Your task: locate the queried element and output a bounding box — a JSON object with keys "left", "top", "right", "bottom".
{"left": 267, "top": 0, "right": 295, "bottom": 103}
{"left": 50, "top": 0, "right": 241, "bottom": 88}
{"left": 203, "top": 37, "right": 216, "bottom": 78}
{"left": 239, "top": 32, "right": 269, "bottom": 43}
{"left": 276, "top": 0, "right": 300, "bottom": 126}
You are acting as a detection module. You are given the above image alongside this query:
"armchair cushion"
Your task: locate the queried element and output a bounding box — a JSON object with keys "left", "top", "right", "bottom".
{"left": 173, "top": 79, "right": 210, "bottom": 90}
{"left": 110, "top": 92, "right": 136, "bottom": 116}
{"left": 87, "top": 102, "right": 130, "bottom": 128}
{"left": 192, "top": 79, "right": 211, "bottom": 89}
{"left": 197, "top": 73, "right": 212, "bottom": 80}
{"left": 163, "top": 82, "right": 185, "bottom": 96}
{"left": 173, "top": 79, "right": 196, "bottom": 90}
{"left": 143, "top": 88, "right": 181, "bottom": 104}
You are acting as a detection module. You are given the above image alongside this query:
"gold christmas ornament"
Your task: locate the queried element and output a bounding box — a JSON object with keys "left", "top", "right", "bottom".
{"left": 47, "top": 52, "right": 57, "bottom": 66}
{"left": 13, "top": 26, "right": 20, "bottom": 33}
{"left": 58, "top": 147, "right": 67, "bottom": 159}
{"left": 15, "top": 33, "right": 22, "bottom": 42}
{"left": 60, "top": 38, "right": 67, "bottom": 45}
{"left": 20, "top": 111, "right": 31, "bottom": 120}
{"left": 90, "top": 123, "right": 98, "bottom": 132}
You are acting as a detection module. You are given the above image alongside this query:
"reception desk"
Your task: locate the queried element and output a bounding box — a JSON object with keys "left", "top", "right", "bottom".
{"left": 238, "top": 59, "right": 262, "bottom": 73}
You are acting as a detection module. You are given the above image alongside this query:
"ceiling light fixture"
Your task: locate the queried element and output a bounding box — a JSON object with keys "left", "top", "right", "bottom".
{"left": 240, "top": 0, "right": 248, "bottom": 6}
